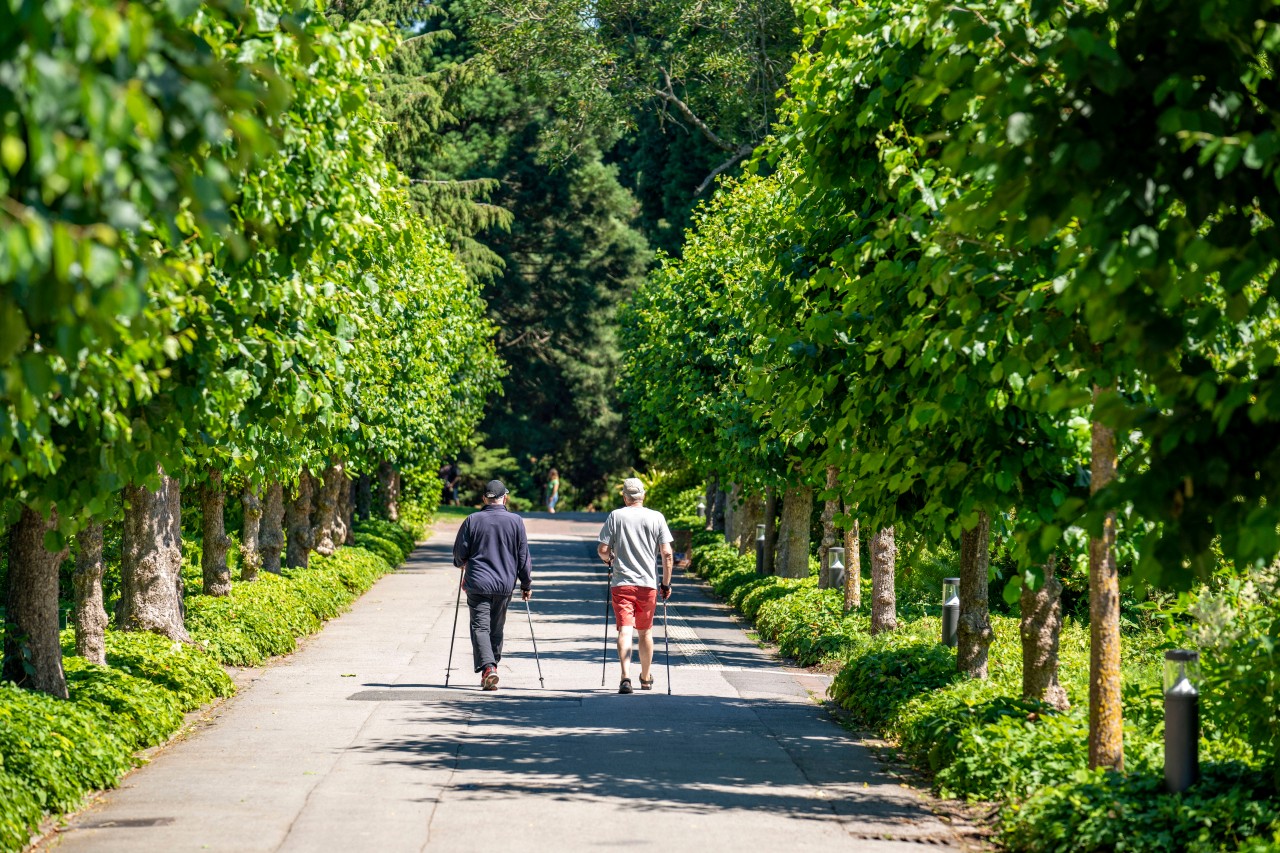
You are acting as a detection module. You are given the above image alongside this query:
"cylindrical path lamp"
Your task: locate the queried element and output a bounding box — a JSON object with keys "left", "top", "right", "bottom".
{"left": 827, "top": 546, "right": 846, "bottom": 588}
{"left": 1164, "top": 649, "right": 1200, "bottom": 793}
{"left": 941, "top": 577, "right": 960, "bottom": 647}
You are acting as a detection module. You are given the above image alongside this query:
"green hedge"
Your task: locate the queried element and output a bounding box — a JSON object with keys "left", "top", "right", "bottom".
{"left": 685, "top": 538, "right": 1280, "bottom": 852}
{"left": 354, "top": 518, "right": 415, "bottom": 563}
{"left": 1, "top": 543, "right": 400, "bottom": 852}
{"left": 187, "top": 546, "right": 394, "bottom": 666}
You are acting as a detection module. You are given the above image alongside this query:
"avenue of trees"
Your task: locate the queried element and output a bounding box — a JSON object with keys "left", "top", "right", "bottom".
{"left": 621, "top": 0, "right": 1280, "bottom": 786}
{"left": 1, "top": 0, "right": 499, "bottom": 698}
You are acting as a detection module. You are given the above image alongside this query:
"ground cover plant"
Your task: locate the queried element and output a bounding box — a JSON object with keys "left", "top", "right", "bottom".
{"left": 686, "top": 537, "right": 1280, "bottom": 851}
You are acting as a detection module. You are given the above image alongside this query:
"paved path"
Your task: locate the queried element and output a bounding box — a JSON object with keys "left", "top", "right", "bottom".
{"left": 44, "top": 513, "right": 964, "bottom": 852}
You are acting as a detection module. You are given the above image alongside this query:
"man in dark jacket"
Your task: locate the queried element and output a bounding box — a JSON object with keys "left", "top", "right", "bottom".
{"left": 452, "top": 480, "right": 532, "bottom": 690}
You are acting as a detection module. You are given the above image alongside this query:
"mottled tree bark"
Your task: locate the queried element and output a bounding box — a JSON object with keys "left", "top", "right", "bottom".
{"left": 200, "top": 470, "right": 232, "bottom": 597}
{"left": 774, "top": 485, "right": 813, "bottom": 579}
{"left": 723, "top": 482, "right": 740, "bottom": 547}
{"left": 377, "top": 460, "right": 400, "bottom": 522}
{"left": 3, "top": 505, "right": 70, "bottom": 696}
{"left": 818, "top": 467, "right": 840, "bottom": 589}
{"left": 842, "top": 504, "right": 861, "bottom": 612}
{"left": 240, "top": 488, "right": 263, "bottom": 582}
{"left": 355, "top": 473, "right": 373, "bottom": 521}
{"left": 762, "top": 486, "right": 778, "bottom": 575}
{"left": 339, "top": 477, "right": 356, "bottom": 545}
{"left": 312, "top": 461, "right": 345, "bottom": 557}
{"left": 285, "top": 470, "right": 315, "bottom": 569}
{"left": 736, "top": 493, "right": 763, "bottom": 557}
{"left": 1089, "top": 385, "right": 1123, "bottom": 771}
{"left": 72, "top": 522, "right": 108, "bottom": 665}
{"left": 118, "top": 469, "right": 190, "bottom": 642}
{"left": 703, "top": 479, "right": 717, "bottom": 531}
{"left": 870, "top": 526, "right": 897, "bottom": 635}
{"left": 260, "top": 481, "right": 285, "bottom": 575}
{"left": 957, "top": 509, "right": 993, "bottom": 679}
{"left": 1022, "top": 555, "right": 1070, "bottom": 711}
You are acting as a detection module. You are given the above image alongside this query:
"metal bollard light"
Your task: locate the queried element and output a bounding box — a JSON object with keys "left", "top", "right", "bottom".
{"left": 941, "top": 577, "right": 960, "bottom": 647}
{"left": 755, "top": 523, "right": 766, "bottom": 574}
{"left": 697, "top": 500, "right": 707, "bottom": 520}
{"left": 827, "top": 546, "right": 846, "bottom": 588}
{"left": 1164, "top": 649, "right": 1201, "bottom": 793}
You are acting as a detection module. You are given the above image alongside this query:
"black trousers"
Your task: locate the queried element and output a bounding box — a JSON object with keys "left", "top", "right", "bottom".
{"left": 467, "top": 592, "right": 512, "bottom": 673}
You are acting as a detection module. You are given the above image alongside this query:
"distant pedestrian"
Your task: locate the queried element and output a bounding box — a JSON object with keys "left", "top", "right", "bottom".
{"left": 546, "top": 468, "right": 560, "bottom": 514}
{"left": 438, "top": 461, "right": 460, "bottom": 506}
{"left": 597, "top": 477, "right": 673, "bottom": 694}
{"left": 452, "top": 480, "right": 532, "bottom": 690}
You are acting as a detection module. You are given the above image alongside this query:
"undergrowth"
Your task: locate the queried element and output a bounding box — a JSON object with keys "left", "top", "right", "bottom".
{"left": 686, "top": 537, "right": 1280, "bottom": 852}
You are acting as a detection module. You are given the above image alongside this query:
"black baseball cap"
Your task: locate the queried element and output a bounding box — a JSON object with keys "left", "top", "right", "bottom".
{"left": 484, "top": 480, "right": 509, "bottom": 499}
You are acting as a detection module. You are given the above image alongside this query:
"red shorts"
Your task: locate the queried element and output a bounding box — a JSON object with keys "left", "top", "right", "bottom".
{"left": 611, "top": 585, "right": 657, "bottom": 630}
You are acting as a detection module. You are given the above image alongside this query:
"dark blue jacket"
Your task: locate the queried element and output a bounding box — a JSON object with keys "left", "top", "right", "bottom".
{"left": 452, "top": 504, "right": 532, "bottom": 594}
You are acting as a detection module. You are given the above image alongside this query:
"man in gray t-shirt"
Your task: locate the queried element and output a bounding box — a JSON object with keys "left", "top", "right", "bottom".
{"left": 597, "top": 477, "right": 674, "bottom": 693}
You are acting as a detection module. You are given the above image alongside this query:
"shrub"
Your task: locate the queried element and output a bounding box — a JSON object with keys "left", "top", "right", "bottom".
{"left": 187, "top": 545, "right": 393, "bottom": 666}
{"left": 89, "top": 629, "right": 234, "bottom": 709}
{"left": 0, "top": 681, "right": 134, "bottom": 817}
{"left": 636, "top": 467, "right": 704, "bottom": 519}
{"left": 351, "top": 532, "right": 402, "bottom": 567}
{"left": 354, "top": 519, "right": 414, "bottom": 563}
{"left": 0, "top": 769, "right": 41, "bottom": 853}
{"left": 393, "top": 498, "right": 434, "bottom": 543}
{"left": 1001, "top": 764, "right": 1280, "bottom": 852}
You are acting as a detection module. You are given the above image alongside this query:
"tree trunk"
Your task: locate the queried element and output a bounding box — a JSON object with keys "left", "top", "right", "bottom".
{"left": 260, "top": 481, "right": 285, "bottom": 575}
{"left": 377, "top": 460, "right": 400, "bottom": 522}
{"left": 704, "top": 478, "right": 717, "bottom": 530}
{"left": 842, "top": 503, "right": 861, "bottom": 612}
{"left": 285, "top": 469, "right": 315, "bottom": 569}
{"left": 340, "top": 476, "right": 356, "bottom": 545}
{"left": 723, "top": 482, "right": 740, "bottom": 547}
{"left": 3, "top": 505, "right": 70, "bottom": 697}
{"left": 774, "top": 485, "right": 813, "bottom": 579}
{"left": 870, "top": 526, "right": 897, "bottom": 634}
{"left": 118, "top": 469, "right": 190, "bottom": 642}
{"left": 240, "top": 488, "right": 263, "bottom": 582}
{"left": 711, "top": 484, "right": 727, "bottom": 534}
{"left": 355, "top": 473, "right": 373, "bottom": 521}
{"left": 957, "top": 510, "right": 993, "bottom": 678}
{"left": 1089, "top": 385, "right": 1123, "bottom": 771}
{"left": 762, "top": 486, "right": 778, "bottom": 574}
{"left": 72, "top": 522, "right": 108, "bottom": 666}
{"left": 312, "top": 461, "right": 345, "bottom": 557}
{"left": 1022, "top": 555, "right": 1070, "bottom": 711}
{"left": 200, "top": 470, "right": 232, "bottom": 597}
{"left": 737, "top": 493, "right": 762, "bottom": 557}
{"left": 818, "top": 466, "right": 840, "bottom": 589}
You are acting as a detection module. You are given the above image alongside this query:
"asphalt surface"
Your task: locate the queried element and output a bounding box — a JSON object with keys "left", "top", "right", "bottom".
{"left": 43, "top": 512, "right": 966, "bottom": 852}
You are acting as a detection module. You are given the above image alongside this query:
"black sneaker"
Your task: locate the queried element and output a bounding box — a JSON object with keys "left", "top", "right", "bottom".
{"left": 482, "top": 665, "right": 499, "bottom": 691}
{"left": 619, "top": 678, "right": 633, "bottom": 694}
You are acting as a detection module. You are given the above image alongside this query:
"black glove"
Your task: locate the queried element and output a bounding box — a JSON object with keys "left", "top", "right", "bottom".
{"left": 659, "top": 583, "right": 671, "bottom": 600}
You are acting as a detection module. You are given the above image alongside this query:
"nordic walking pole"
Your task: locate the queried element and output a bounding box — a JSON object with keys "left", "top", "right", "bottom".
{"left": 601, "top": 563, "right": 613, "bottom": 687}
{"left": 524, "top": 597, "right": 545, "bottom": 688}
{"left": 663, "top": 593, "right": 672, "bottom": 695}
{"left": 445, "top": 564, "right": 464, "bottom": 687}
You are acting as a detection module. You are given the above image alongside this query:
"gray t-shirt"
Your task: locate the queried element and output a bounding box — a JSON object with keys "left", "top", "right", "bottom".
{"left": 598, "top": 504, "right": 674, "bottom": 588}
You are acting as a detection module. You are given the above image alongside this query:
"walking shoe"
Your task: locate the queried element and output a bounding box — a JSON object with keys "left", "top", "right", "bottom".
{"left": 481, "top": 665, "right": 499, "bottom": 691}
{"left": 619, "top": 678, "right": 633, "bottom": 694}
